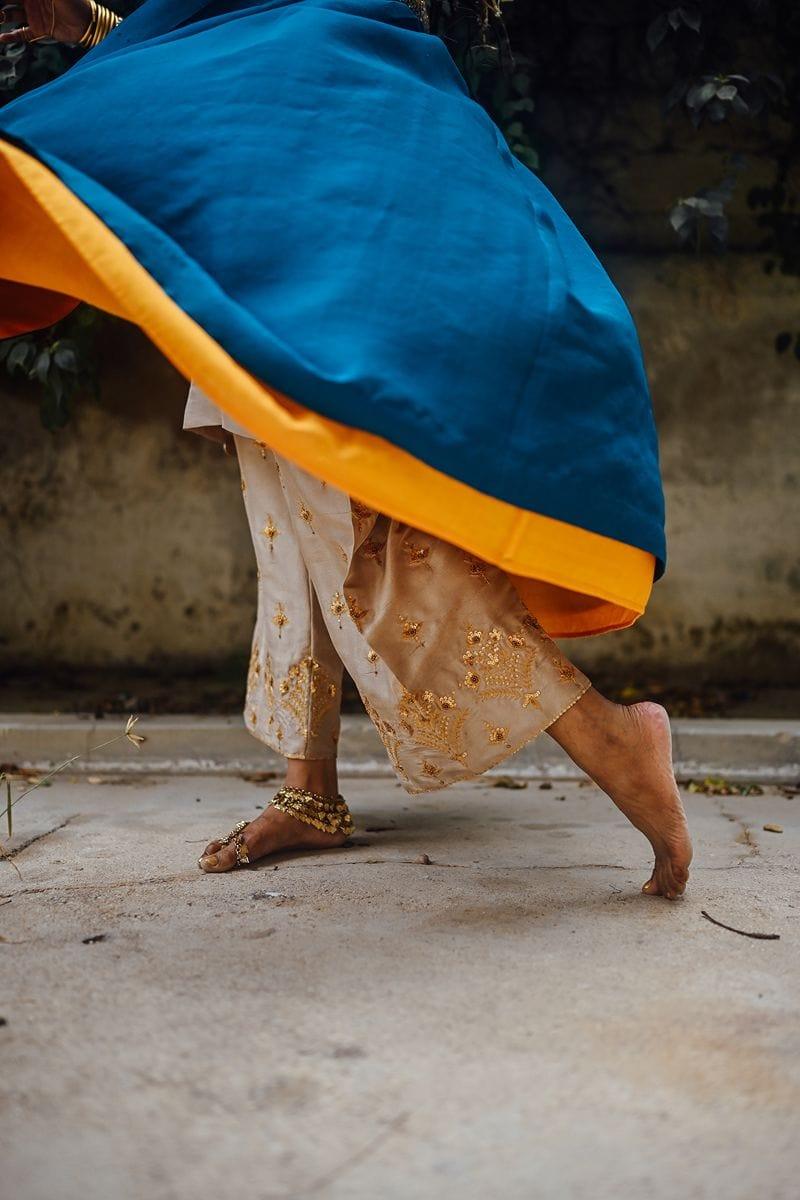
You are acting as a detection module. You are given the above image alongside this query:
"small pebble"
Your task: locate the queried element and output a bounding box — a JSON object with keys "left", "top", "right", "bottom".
{"left": 539, "top": 782, "right": 552, "bottom": 790}
{"left": 415, "top": 853, "right": 431, "bottom": 865}
{"left": 763, "top": 823, "right": 784, "bottom": 834}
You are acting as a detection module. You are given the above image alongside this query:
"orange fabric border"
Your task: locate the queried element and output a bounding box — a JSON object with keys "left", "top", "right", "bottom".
{"left": 0, "top": 140, "right": 655, "bottom": 636}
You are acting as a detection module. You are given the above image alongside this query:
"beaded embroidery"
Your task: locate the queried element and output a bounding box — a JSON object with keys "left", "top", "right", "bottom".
{"left": 278, "top": 655, "right": 339, "bottom": 741}
{"left": 460, "top": 625, "right": 542, "bottom": 706}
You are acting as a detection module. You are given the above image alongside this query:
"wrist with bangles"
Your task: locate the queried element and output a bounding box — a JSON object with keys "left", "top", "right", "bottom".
{"left": 77, "top": 0, "right": 120, "bottom": 48}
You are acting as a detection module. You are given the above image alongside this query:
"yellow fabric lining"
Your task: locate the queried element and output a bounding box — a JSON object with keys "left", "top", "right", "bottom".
{"left": 0, "top": 139, "right": 655, "bottom": 636}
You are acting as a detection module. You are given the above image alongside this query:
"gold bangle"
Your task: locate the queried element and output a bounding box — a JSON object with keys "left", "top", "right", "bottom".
{"left": 78, "top": 1, "right": 121, "bottom": 49}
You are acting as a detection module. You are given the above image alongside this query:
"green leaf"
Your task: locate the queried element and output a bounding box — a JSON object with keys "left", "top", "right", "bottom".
{"left": 6, "top": 339, "right": 33, "bottom": 373}
{"left": 32, "top": 349, "right": 52, "bottom": 384}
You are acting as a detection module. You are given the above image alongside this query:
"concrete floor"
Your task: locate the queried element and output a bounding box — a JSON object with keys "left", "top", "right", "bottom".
{"left": 1, "top": 774, "right": 798, "bottom": 1200}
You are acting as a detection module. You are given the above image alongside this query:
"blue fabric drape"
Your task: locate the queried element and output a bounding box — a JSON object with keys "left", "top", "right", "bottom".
{"left": 0, "top": 0, "right": 666, "bottom": 570}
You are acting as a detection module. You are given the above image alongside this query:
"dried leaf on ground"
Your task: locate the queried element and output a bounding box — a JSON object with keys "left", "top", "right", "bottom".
{"left": 688, "top": 776, "right": 764, "bottom": 796}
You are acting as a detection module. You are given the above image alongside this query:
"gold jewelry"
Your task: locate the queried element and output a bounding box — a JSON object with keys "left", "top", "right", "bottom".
{"left": 78, "top": 0, "right": 121, "bottom": 49}
{"left": 270, "top": 785, "right": 354, "bottom": 837}
{"left": 197, "top": 818, "right": 250, "bottom": 870}
{"left": 4, "top": 0, "right": 54, "bottom": 42}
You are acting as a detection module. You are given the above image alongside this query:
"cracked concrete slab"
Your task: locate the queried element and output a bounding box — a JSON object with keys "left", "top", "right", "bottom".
{"left": 1, "top": 775, "right": 798, "bottom": 1199}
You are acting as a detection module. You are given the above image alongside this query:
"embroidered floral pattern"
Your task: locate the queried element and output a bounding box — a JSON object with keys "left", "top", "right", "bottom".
{"left": 351, "top": 499, "right": 374, "bottom": 531}
{"left": 261, "top": 515, "right": 279, "bottom": 550}
{"left": 278, "top": 655, "right": 339, "bottom": 741}
{"left": 397, "top": 689, "right": 467, "bottom": 764}
{"left": 298, "top": 501, "right": 315, "bottom": 532}
{"left": 463, "top": 552, "right": 491, "bottom": 585}
{"left": 272, "top": 602, "right": 288, "bottom": 636}
{"left": 403, "top": 540, "right": 432, "bottom": 569}
{"left": 360, "top": 538, "right": 385, "bottom": 564}
{"left": 330, "top": 592, "right": 347, "bottom": 624}
{"left": 346, "top": 594, "right": 368, "bottom": 632}
{"left": 399, "top": 614, "right": 425, "bottom": 646}
{"left": 460, "top": 625, "right": 542, "bottom": 706}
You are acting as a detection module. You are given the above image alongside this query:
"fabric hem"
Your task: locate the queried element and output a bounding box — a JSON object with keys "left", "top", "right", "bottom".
{"left": 400, "top": 677, "right": 592, "bottom": 795}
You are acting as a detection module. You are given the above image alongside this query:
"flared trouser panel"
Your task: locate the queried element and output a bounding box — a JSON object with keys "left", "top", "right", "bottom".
{"left": 236, "top": 437, "right": 591, "bottom": 794}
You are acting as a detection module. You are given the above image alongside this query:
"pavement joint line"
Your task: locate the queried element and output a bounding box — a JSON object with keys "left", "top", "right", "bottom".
{"left": 2, "top": 714, "right": 798, "bottom": 782}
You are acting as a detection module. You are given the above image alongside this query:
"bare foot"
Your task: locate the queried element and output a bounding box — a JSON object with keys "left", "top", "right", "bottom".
{"left": 199, "top": 758, "right": 344, "bottom": 872}
{"left": 549, "top": 694, "right": 692, "bottom": 900}
{"left": 198, "top": 804, "right": 347, "bottom": 872}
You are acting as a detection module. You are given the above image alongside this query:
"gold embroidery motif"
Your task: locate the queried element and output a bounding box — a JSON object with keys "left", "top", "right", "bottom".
{"left": 261, "top": 515, "right": 279, "bottom": 550}
{"left": 346, "top": 594, "right": 368, "bottom": 632}
{"left": 263, "top": 654, "right": 276, "bottom": 728}
{"left": 247, "top": 643, "right": 260, "bottom": 693}
{"left": 240, "top": 477, "right": 247, "bottom": 494}
{"left": 555, "top": 660, "right": 577, "bottom": 684}
{"left": 438, "top": 694, "right": 457, "bottom": 709}
{"left": 485, "top": 723, "right": 509, "bottom": 746}
{"left": 258, "top": 442, "right": 269, "bottom": 458}
{"left": 278, "top": 655, "right": 339, "bottom": 741}
{"left": 463, "top": 552, "right": 491, "bottom": 585}
{"left": 330, "top": 592, "right": 347, "bottom": 625}
{"left": 272, "top": 603, "right": 288, "bottom": 636}
{"left": 362, "top": 696, "right": 408, "bottom": 780}
{"left": 366, "top": 649, "right": 379, "bottom": 673}
{"left": 523, "top": 690, "right": 542, "bottom": 709}
{"left": 422, "top": 761, "right": 441, "bottom": 778}
{"left": 336, "top": 542, "right": 349, "bottom": 564}
{"left": 351, "top": 499, "right": 374, "bottom": 530}
{"left": 248, "top": 707, "right": 257, "bottom": 727}
{"left": 360, "top": 538, "right": 385, "bottom": 564}
{"left": 460, "top": 625, "right": 541, "bottom": 705}
{"left": 298, "top": 501, "right": 315, "bottom": 533}
{"left": 397, "top": 689, "right": 467, "bottom": 764}
{"left": 399, "top": 615, "right": 425, "bottom": 647}
{"left": 402, "top": 540, "right": 432, "bottom": 569}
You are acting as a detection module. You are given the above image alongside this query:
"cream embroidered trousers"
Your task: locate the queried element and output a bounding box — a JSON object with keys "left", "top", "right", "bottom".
{"left": 233, "top": 436, "right": 591, "bottom": 795}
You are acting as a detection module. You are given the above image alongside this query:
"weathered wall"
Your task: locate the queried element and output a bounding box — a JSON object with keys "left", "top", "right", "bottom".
{"left": 1, "top": 253, "right": 798, "bottom": 684}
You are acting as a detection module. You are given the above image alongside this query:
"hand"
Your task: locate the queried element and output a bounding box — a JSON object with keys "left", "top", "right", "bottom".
{"left": 0, "top": 0, "right": 93, "bottom": 45}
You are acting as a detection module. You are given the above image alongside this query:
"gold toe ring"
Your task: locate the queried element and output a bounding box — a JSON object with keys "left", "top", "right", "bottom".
{"left": 200, "top": 818, "right": 250, "bottom": 869}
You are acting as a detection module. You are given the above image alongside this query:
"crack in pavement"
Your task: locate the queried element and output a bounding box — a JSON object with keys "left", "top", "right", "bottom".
{"left": 2, "top": 815, "right": 78, "bottom": 859}
{"left": 715, "top": 798, "right": 760, "bottom": 861}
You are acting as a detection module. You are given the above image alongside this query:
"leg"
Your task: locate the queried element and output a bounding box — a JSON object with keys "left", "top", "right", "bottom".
{"left": 547, "top": 685, "right": 693, "bottom": 899}
{"left": 199, "top": 438, "right": 351, "bottom": 872}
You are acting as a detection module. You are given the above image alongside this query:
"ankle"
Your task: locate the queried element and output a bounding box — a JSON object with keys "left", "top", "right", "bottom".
{"left": 284, "top": 757, "right": 339, "bottom": 796}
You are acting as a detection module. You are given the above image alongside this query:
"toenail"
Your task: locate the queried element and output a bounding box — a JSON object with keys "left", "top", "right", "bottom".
{"left": 200, "top": 854, "right": 218, "bottom": 869}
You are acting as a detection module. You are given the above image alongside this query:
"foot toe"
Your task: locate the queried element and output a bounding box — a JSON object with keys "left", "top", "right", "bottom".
{"left": 198, "top": 842, "right": 240, "bottom": 873}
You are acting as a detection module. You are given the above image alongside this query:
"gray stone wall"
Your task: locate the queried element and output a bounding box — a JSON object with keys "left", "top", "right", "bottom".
{"left": 1, "top": 253, "right": 798, "bottom": 684}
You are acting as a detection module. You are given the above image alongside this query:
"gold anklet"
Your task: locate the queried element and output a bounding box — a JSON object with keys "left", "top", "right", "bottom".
{"left": 270, "top": 786, "right": 354, "bottom": 837}
{"left": 78, "top": 1, "right": 121, "bottom": 49}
